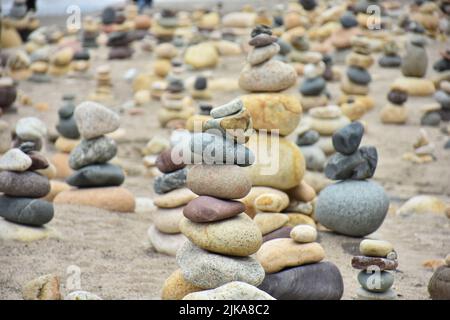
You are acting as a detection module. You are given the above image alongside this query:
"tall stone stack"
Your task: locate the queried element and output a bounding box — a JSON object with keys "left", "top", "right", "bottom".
{"left": 257, "top": 224, "right": 344, "bottom": 300}
{"left": 0, "top": 143, "right": 53, "bottom": 228}
{"left": 379, "top": 86, "right": 409, "bottom": 124}
{"left": 89, "top": 65, "right": 114, "bottom": 103}
{"left": 157, "top": 78, "right": 194, "bottom": 128}
{"left": 340, "top": 36, "right": 374, "bottom": 120}
{"left": 149, "top": 148, "right": 191, "bottom": 256}
{"left": 299, "top": 62, "right": 329, "bottom": 111}
{"left": 316, "top": 122, "right": 390, "bottom": 237}
{"left": 54, "top": 102, "right": 135, "bottom": 213}
{"left": 161, "top": 99, "right": 269, "bottom": 300}
{"left": 82, "top": 17, "right": 99, "bottom": 49}
{"left": 107, "top": 31, "right": 133, "bottom": 60}
{"left": 352, "top": 239, "right": 398, "bottom": 300}
{"left": 421, "top": 80, "right": 450, "bottom": 127}
{"left": 52, "top": 95, "right": 80, "bottom": 179}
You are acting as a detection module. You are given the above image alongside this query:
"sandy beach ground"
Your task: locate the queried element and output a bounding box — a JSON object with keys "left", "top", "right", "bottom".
{"left": 0, "top": 7, "right": 449, "bottom": 300}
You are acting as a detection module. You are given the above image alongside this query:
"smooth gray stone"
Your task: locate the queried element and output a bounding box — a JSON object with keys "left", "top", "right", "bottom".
{"left": 347, "top": 66, "right": 372, "bottom": 85}
{"left": 315, "top": 180, "right": 389, "bottom": 237}
{"left": 190, "top": 132, "right": 254, "bottom": 167}
{"left": 378, "top": 55, "right": 402, "bottom": 68}
{"left": 177, "top": 241, "right": 265, "bottom": 289}
{"left": 420, "top": 112, "right": 441, "bottom": 127}
{"left": 358, "top": 270, "right": 394, "bottom": 293}
{"left": 69, "top": 136, "right": 117, "bottom": 170}
{"left": 210, "top": 99, "right": 243, "bottom": 119}
{"left": 402, "top": 40, "right": 428, "bottom": 78}
{"left": 258, "top": 262, "right": 344, "bottom": 300}
{"left": 300, "top": 77, "right": 326, "bottom": 96}
{"left": 340, "top": 11, "right": 358, "bottom": 28}
{"left": 296, "top": 130, "right": 320, "bottom": 146}
{"left": 154, "top": 167, "right": 187, "bottom": 194}
{"left": 300, "top": 145, "right": 326, "bottom": 172}
{"left": 434, "top": 91, "right": 450, "bottom": 110}
{"left": 356, "top": 287, "right": 397, "bottom": 300}
{"left": 332, "top": 121, "right": 364, "bottom": 155}
{"left": 56, "top": 117, "right": 80, "bottom": 140}
{"left": 0, "top": 196, "right": 54, "bottom": 226}
{"left": 66, "top": 163, "right": 124, "bottom": 188}
{"left": 0, "top": 171, "right": 50, "bottom": 198}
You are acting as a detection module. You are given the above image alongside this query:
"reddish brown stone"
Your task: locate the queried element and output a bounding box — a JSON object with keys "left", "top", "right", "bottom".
{"left": 28, "top": 151, "right": 49, "bottom": 171}
{"left": 352, "top": 256, "right": 398, "bottom": 271}
{"left": 183, "top": 196, "right": 245, "bottom": 223}
{"left": 156, "top": 148, "right": 186, "bottom": 173}
{"left": 263, "top": 226, "right": 293, "bottom": 242}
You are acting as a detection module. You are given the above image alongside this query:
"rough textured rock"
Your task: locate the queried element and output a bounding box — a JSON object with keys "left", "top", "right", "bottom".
{"left": 69, "top": 136, "right": 117, "bottom": 170}
{"left": 74, "top": 101, "right": 120, "bottom": 139}
{"left": 22, "top": 274, "right": 61, "bottom": 300}
{"left": 0, "top": 171, "right": 50, "bottom": 198}
{"left": 161, "top": 269, "right": 203, "bottom": 300}
{"left": 239, "top": 60, "right": 297, "bottom": 92}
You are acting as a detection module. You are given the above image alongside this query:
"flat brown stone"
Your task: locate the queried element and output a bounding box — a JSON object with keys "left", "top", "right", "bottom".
{"left": 183, "top": 196, "right": 245, "bottom": 222}
{"left": 352, "top": 256, "right": 398, "bottom": 271}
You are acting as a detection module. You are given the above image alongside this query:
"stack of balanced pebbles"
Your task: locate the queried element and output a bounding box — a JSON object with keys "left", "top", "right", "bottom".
{"left": 149, "top": 149, "right": 190, "bottom": 256}
{"left": 378, "top": 40, "right": 402, "bottom": 69}
{"left": 158, "top": 78, "right": 194, "bottom": 128}
{"left": 0, "top": 143, "right": 54, "bottom": 232}
{"left": 316, "top": 122, "right": 390, "bottom": 237}
{"left": 52, "top": 95, "right": 80, "bottom": 179}
{"left": 379, "top": 85, "right": 409, "bottom": 125}
{"left": 421, "top": 80, "right": 450, "bottom": 127}
{"left": 393, "top": 35, "right": 435, "bottom": 97}
{"left": 299, "top": 62, "right": 329, "bottom": 111}
{"left": 352, "top": 239, "right": 398, "bottom": 300}
{"left": 402, "top": 129, "right": 436, "bottom": 164}
{"left": 89, "top": 65, "right": 114, "bottom": 103}
{"left": 295, "top": 128, "right": 326, "bottom": 172}
{"left": 239, "top": 25, "right": 297, "bottom": 92}
{"left": 54, "top": 101, "right": 135, "bottom": 213}
{"left": 161, "top": 100, "right": 272, "bottom": 300}
{"left": 340, "top": 36, "right": 374, "bottom": 119}
{"left": 257, "top": 224, "right": 344, "bottom": 300}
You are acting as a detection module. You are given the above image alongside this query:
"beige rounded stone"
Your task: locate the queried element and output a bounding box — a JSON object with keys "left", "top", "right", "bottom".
{"left": 341, "top": 77, "right": 369, "bottom": 95}
{"left": 240, "top": 187, "right": 290, "bottom": 218}
{"left": 254, "top": 213, "right": 289, "bottom": 235}
{"left": 54, "top": 136, "right": 80, "bottom": 153}
{"left": 285, "top": 213, "right": 316, "bottom": 227}
{"left": 153, "top": 188, "right": 197, "bottom": 209}
{"left": 153, "top": 59, "right": 172, "bottom": 78}
{"left": 246, "top": 136, "right": 305, "bottom": 190}
{"left": 43, "top": 180, "right": 71, "bottom": 202}
{"left": 287, "top": 181, "right": 316, "bottom": 203}
{"left": 309, "top": 116, "right": 351, "bottom": 136}
{"left": 184, "top": 43, "right": 219, "bottom": 69}
{"left": 360, "top": 239, "right": 394, "bottom": 257}
{"left": 254, "top": 193, "right": 289, "bottom": 213}
{"left": 241, "top": 94, "right": 302, "bottom": 136}
{"left": 162, "top": 269, "right": 203, "bottom": 300}
{"left": 391, "top": 77, "right": 435, "bottom": 96}
{"left": 346, "top": 52, "right": 374, "bottom": 69}
{"left": 256, "top": 239, "right": 325, "bottom": 273}
{"left": 151, "top": 208, "right": 184, "bottom": 234}
{"left": 290, "top": 224, "right": 317, "bottom": 243}
{"left": 179, "top": 213, "right": 262, "bottom": 257}
{"left": 36, "top": 163, "right": 57, "bottom": 180}
{"left": 396, "top": 195, "right": 447, "bottom": 216}
{"left": 380, "top": 104, "right": 408, "bottom": 124}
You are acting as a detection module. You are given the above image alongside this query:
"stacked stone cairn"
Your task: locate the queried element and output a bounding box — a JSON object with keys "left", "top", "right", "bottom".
{"left": 428, "top": 253, "right": 450, "bottom": 300}
{"left": 52, "top": 95, "right": 80, "bottom": 179}
{"left": 421, "top": 80, "right": 450, "bottom": 127}
{"left": 54, "top": 101, "right": 135, "bottom": 213}
{"left": 340, "top": 36, "right": 374, "bottom": 119}
{"left": 82, "top": 17, "right": 100, "bottom": 49}
{"left": 379, "top": 86, "right": 409, "bottom": 124}
{"left": 352, "top": 239, "right": 398, "bottom": 300}
{"left": 48, "top": 48, "right": 74, "bottom": 77}
{"left": 89, "top": 65, "right": 114, "bottom": 102}
{"left": 7, "top": 50, "right": 31, "bottom": 81}
{"left": 153, "top": 9, "right": 178, "bottom": 42}
{"left": 239, "top": 25, "right": 297, "bottom": 92}
{"left": 191, "top": 76, "right": 211, "bottom": 100}
{"left": 316, "top": 122, "right": 390, "bottom": 236}
{"left": 107, "top": 30, "right": 133, "bottom": 60}
{"left": 296, "top": 128, "right": 326, "bottom": 172}
{"left": 299, "top": 62, "right": 329, "bottom": 111}
{"left": 257, "top": 224, "right": 344, "bottom": 300}
{"left": 70, "top": 50, "right": 91, "bottom": 76}
{"left": 149, "top": 147, "right": 190, "bottom": 256}
{"left": 0, "top": 122, "right": 53, "bottom": 228}
{"left": 402, "top": 128, "right": 435, "bottom": 164}
{"left": 378, "top": 40, "right": 402, "bottom": 68}
{"left": 393, "top": 35, "right": 435, "bottom": 97}
{"left": 29, "top": 50, "right": 51, "bottom": 83}
{"left": 157, "top": 78, "right": 194, "bottom": 128}
{"left": 161, "top": 99, "right": 271, "bottom": 300}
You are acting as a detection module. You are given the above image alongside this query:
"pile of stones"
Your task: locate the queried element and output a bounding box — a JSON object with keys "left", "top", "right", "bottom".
{"left": 421, "top": 80, "right": 450, "bottom": 126}
{"left": 402, "top": 129, "right": 435, "bottom": 164}
{"left": 239, "top": 25, "right": 297, "bottom": 92}
{"left": 340, "top": 36, "right": 373, "bottom": 119}
{"left": 352, "top": 239, "right": 398, "bottom": 300}
{"left": 299, "top": 63, "right": 329, "bottom": 111}
{"left": 316, "top": 122, "right": 390, "bottom": 236}
{"left": 257, "top": 224, "right": 344, "bottom": 300}
{"left": 157, "top": 78, "right": 194, "bottom": 128}
{"left": 29, "top": 50, "right": 51, "bottom": 83}
{"left": 149, "top": 147, "right": 190, "bottom": 256}
{"left": 433, "top": 47, "right": 450, "bottom": 72}
{"left": 153, "top": 9, "right": 178, "bottom": 42}
{"left": 82, "top": 17, "right": 99, "bottom": 49}
{"left": 54, "top": 102, "right": 135, "bottom": 213}
{"left": 378, "top": 40, "right": 402, "bottom": 68}
{"left": 161, "top": 100, "right": 268, "bottom": 300}
{"left": 0, "top": 143, "right": 53, "bottom": 228}
{"left": 296, "top": 128, "right": 326, "bottom": 171}
{"left": 330, "top": 11, "right": 360, "bottom": 52}
{"left": 107, "top": 31, "right": 133, "bottom": 60}
{"left": 89, "top": 65, "right": 114, "bottom": 102}
{"left": 52, "top": 95, "right": 80, "bottom": 179}
{"left": 191, "top": 76, "right": 211, "bottom": 100}
{"left": 70, "top": 50, "right": 91, "bottom": 76}
{"left": 380, "top": 86, "right": 409, "bottom": 124}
